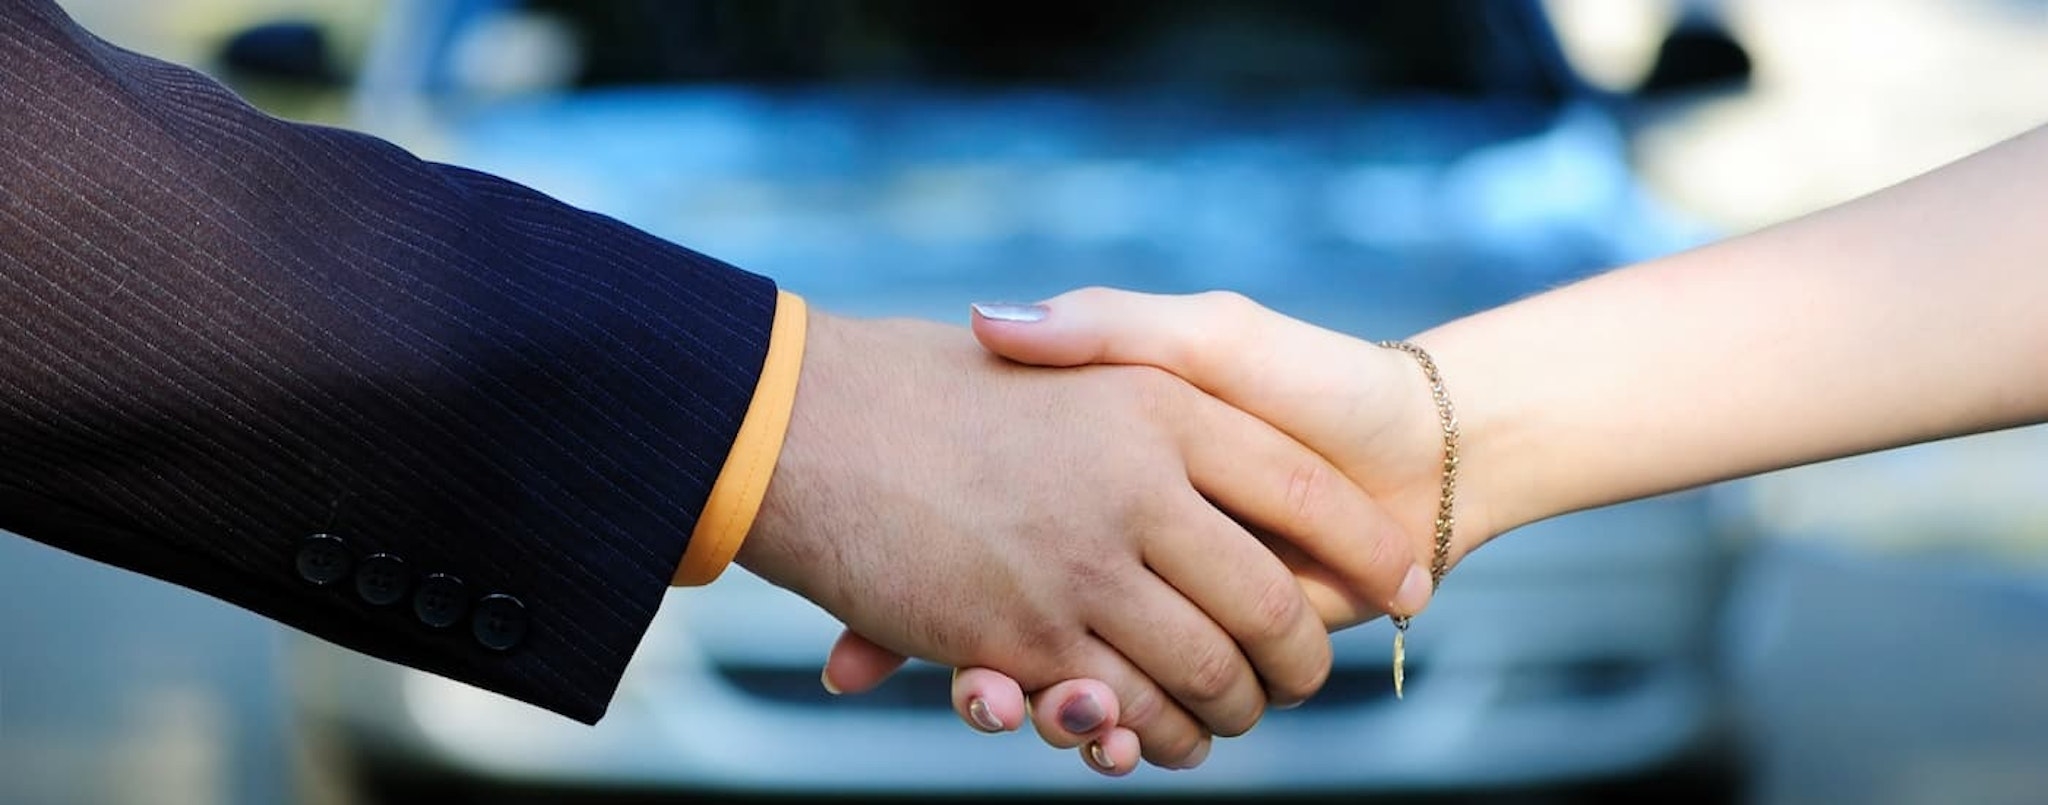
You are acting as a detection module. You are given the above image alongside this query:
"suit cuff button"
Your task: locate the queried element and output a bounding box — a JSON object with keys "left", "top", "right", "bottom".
{"left": 295, "top": 534, "right": 353, "bottom": 586}
{"left": 471, "top": 594, "right": 528, "bottom": 652}
{"left": 353, "top": 553, "right": 411, "bottom": 606}
{"left": 412, "top": 573, "right": 469, "bottom": 629}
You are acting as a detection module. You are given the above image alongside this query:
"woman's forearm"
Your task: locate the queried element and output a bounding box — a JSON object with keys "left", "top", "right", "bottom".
{"left": 1420, "top": 124, "right": 2048, "bottom": 536}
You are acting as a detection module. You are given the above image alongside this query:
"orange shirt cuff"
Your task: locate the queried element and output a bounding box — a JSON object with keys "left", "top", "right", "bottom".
{"left": 672, "top": 290, "right": 807, "bottom": 586}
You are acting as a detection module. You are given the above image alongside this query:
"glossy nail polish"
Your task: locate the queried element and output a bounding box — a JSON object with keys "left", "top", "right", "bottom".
{"left": 967, "top": 697, "right": 1004, "bottom": 733}
{"left": 970, "top": 302, "right": 1049, "bottom": 323}
{"left": 1086, "top": 742, "right": 1114, "bottom": 772}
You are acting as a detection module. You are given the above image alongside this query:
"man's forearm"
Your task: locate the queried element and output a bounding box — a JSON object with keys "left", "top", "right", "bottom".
{"left": 0, "top": 0, "right": 781, "bottom": 722}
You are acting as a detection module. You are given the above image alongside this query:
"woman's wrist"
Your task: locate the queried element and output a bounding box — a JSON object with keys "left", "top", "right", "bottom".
{"left": 1408, "top": 319, "right": 1522, "bottom": 564}
{"left": 1406, "top": 261, "right": 1678, "bottom": 546}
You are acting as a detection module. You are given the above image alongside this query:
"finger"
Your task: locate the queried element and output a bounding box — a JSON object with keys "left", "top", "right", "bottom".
{"left": 821, "top": 630, "right": 910, "bottom": 695}
{"left": 1140, "top": 488, "right": 1333, "bottom": 707}
{"left": 1024, "top": 679, "right": 1121, "bottom": 749}
{"left": 1088, "top": 568, "right": 1266, "bottom": 738}
{"left": 1268, "top": 537, "right": 1382, "bottom": 628}
{"left": 1084, "top": 727, "right": 1142, "bottom": 777}
{"left": 1030, "top": 683, "right": 1208, "bottom": 772}
{"left": 1055, "top": 638, "right": 1217, "bottom": 769}
{"left": 972, "top": 288, "right": 1381, "bottom": 432}
{"left": 950, "top": 667, "right": 1025, "bottom": 733}
{"left": 1176, "top": 390, "right": 1425, "bottom": 624}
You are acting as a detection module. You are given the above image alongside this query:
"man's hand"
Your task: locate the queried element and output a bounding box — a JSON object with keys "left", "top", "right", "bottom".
{"left": 736, "top": 309, "right": 1415, "bottom": 769}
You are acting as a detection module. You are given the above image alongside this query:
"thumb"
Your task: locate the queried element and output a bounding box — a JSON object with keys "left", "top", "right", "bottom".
{"left": 821, "top": 628, "right": 910, "bottom": 695}
{"left": 969, "top": 288, "right": 1392, "bottom": 463}
{"left": 970, "top": 287, "right": 1242, "bottom": 370}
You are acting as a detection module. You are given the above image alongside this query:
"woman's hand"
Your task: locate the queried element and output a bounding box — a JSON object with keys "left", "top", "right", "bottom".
{"left": 834, "top": 123, "right": 2048, "bottom": 775}
{"left": 969, "top": 288, "right": 1489, "bottom": 581}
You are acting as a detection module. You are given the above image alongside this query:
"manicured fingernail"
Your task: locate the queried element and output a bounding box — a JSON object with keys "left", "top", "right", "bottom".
{"left": 1086, "top": 742, "right": 1114, "bottom": 772}
{"left": 1393, "top": 564, "right": 1433, "bottom": 616}
{"left": 1058, "top": 693, "right": 1107, "bottom": 734}
{"left": 967, "top": 697, "right": 1005, "bottom": 733}
{"left": 1177, "top": 740, "right": 1212, "bottom": 769}
{"left": 971, "top": 302, "right": 1049, "bottom": 323}
{"left": 820, "top": 668, "right": 842, "bottom": 696}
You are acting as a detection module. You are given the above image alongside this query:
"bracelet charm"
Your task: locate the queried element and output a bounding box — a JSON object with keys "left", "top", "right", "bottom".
{"left": 1376, "top": 339, "right": 1459, "bottom": 700}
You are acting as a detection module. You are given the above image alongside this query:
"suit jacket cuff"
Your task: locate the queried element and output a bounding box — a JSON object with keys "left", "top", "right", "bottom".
{"left": 672, "top": 290, "right": 807, "bottom": 585}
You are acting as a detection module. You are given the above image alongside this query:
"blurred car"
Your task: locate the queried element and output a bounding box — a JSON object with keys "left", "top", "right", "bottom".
{"left": 267, "top": 0, "right": 1748, "bottom": 798}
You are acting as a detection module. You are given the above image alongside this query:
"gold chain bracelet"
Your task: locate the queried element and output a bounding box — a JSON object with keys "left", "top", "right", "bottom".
{"left": 1376, "top": 340, "right": 1458, "bottom": 699}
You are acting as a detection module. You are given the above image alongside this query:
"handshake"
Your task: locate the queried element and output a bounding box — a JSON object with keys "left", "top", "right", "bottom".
{"left": 718, "top": 121, "right": 2048, "bottom": 775}
{"left": 8, "top": 0, "right": 2039, "bottom": 782}
{"left": 734, "top": 287, "right": 1478, "bottom": 776}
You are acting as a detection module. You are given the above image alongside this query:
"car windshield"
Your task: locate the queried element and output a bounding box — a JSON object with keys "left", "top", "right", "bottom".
{"left": 519, "top": 0, "right": 1564, "bottom": 102}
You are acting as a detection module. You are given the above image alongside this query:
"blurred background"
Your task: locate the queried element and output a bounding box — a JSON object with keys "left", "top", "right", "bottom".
{"left": 5, "top": 1, "right": 2048, "bottom": 803}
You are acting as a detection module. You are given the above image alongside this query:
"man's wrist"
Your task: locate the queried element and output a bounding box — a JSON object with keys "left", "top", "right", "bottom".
{"left": 735, "top": 307, "right": 858, "bottom": 601}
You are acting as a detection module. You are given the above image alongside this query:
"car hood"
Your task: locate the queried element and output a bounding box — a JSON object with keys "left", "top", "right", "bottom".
{"left": 434, "top": 88, "right": 1708, "bottom": 330}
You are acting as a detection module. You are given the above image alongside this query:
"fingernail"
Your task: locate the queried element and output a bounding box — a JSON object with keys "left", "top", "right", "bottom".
{"left": 1058, "top": 692, "right": 1107, "bottom": 734}
{"left": 971, "top": 302, "right": 1049, "bottom": 323}
{"left": 967, "top": 697, "right": 1005, "bottom": 733}
{"left": 1392, "top": 564, "right": 1433, "bottom": 617}
{"left": 1177, "top": 740, "right": 1212, "bottom": 770}
{"left": 820, "top": 668, "right": 842, "bottom": 696}
{"left": 1086, "top": 742, "right": 1114, "bottom": 772}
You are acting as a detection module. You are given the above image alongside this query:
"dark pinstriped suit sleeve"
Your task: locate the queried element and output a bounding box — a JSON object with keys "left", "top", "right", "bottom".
{"left": 0, "top": 1, "right": 776, "bottom": 723}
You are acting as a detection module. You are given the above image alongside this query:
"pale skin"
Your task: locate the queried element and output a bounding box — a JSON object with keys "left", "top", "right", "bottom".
{"left": 822, "top": 122, "right": 2048, "bottom": 773}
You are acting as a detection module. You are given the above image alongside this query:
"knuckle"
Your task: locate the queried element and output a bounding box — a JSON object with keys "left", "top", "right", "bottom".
{"left": 1116, "top": 684, "right": 1168, "bottom": 732}
{"left": 1068, "top": 285, "right": 1119, "bottom": 307}
{"left": 1376, "top": 518, "right": 1422, "bottom": 576}
{"left": 1283, "top": 460, "right": 1330, "bottom": 534}
{"left": 1140, "top": 725, "right": 1207, "bottom": 768}
{"left": 1044, "top": 508, "right": 1141, "bottom": 590}
{"left": 1271, "top": 638, "right": 1333, "bottom": 705}
{"left": 1247, "top": 573, "right": 1310, "bottom": 645}
{"left": 1195, "top": 289, "right": 1255, "bottom": 320}
{"left": 1328, "top": 522, "right": 1414, "bottom": 611}
{"left": 1086, "top": 478, "right": 1179, "bottom": 562}
{"left": 1194, "top": 290, "right": 1261, "bottom": 341}
{"left": 1184, "top": 291, "right": 1255, "bottom": 371}
{"left": 1116, "top": 505, "right": 1174, "bottom": 553}
{"left": 1213, "top": 704, "right": 1261, "bottom": 738}
{"left": 1346, "top": 511, "right": 1408, "bottom": 581}
{"left": 1180, "top": 641, "right": 1247, "bottom": 705}
{"left": 1105, "top": 501, "right": 1155, "bottom": 547}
